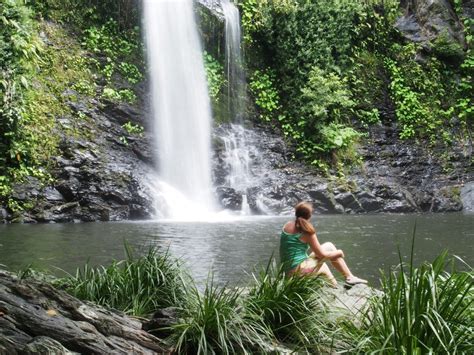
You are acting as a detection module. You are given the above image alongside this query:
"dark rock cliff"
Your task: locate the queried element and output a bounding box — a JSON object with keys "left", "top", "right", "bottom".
{"left": 396, "top": 0, "right": 467, "bottom": 62}
{"left": 213, "top": 123, "right": 471, "bottom": 215}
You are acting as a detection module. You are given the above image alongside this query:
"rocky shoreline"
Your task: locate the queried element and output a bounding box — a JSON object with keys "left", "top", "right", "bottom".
{"left": 0, "top": 269, "right": 375, "bottom": 354}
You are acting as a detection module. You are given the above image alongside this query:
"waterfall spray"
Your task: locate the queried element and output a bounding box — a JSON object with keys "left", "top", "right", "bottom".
{"left": 143, "top": 0, "right": 216, "bottom": 220}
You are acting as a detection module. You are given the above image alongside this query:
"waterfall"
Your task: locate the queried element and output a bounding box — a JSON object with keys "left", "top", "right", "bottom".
{"left": 222, "top": 0, "right": 246, "bottom": 123}
{"left": 143, "top": 0, "right": 216, "bottom": 220}
{"left": 220, "top": 0, "right": 255, "bottom": 214}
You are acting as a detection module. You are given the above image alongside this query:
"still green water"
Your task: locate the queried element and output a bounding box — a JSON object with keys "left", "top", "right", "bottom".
{"left": 0, "top": 213, "right": 472, "bottom": 285}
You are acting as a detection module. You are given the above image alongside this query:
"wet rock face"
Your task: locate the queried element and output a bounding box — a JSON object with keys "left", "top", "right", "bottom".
{"left": 212, "top": 123, "right": 469, "bottom": 215}
{"left": 2, "top": 89, "right": 157, "bottom": 224}
{"left": 2, "top": 112, "right": 469, "bottom": 223}
{"left": 396, "top": 0, "right": 466, "bottom": 62}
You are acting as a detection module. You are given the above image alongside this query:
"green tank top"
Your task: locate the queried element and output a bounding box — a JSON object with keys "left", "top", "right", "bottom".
{"left": 279, "top": 230, "right": 309, "bottom": 272}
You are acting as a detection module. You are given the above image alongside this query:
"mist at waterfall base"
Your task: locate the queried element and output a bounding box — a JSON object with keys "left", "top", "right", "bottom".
{"left": 144, "top": 0, "right": 268, "bottom": 221}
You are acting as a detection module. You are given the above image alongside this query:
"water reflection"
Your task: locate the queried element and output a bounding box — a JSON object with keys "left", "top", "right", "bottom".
{"left": 0, "top": 213, "right": 472, "bottom": 285}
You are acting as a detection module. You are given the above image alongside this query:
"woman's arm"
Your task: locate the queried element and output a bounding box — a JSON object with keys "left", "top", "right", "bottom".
{"left": 304, "top": 233, "right": 343, "bottom": 260}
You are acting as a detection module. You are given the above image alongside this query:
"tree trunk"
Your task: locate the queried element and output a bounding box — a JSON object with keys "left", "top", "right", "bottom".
{"left": 0, "top": 270, "right": 168, "bottom": 354}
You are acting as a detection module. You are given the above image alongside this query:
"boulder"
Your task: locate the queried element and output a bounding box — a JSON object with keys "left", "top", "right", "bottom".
{"left": 396, "top": 0, "right": 466, "bottom": 62}
{"left": 461, "top": 182, "right": 474, "bottom": 212}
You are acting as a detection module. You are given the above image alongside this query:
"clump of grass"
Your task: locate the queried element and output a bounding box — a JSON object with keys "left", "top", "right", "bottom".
{"left": 55, "top": 245, "right": 187, "bottom": 316}
{"left": 349, "top": 251, "right": 474, "bottom": 353}
{"left": 167, "top": 278, "right": 270, "bottom": 354}
{"left": 244, "top": 260, "right": 345, "bottom": 352}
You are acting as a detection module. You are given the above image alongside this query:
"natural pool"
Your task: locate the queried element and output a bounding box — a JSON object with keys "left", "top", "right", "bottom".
{"left": 0, "top": 213, "right": 472, "bottom": 285}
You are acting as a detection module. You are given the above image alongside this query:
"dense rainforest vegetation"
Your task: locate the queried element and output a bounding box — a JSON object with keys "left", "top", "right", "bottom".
{"left": 0, "top": 0, "right": 472, "bottom": 211}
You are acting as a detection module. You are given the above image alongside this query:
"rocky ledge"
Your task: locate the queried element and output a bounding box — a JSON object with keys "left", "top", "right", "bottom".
{"left": 0, "top": 270, "right": 167, "bottom": 354}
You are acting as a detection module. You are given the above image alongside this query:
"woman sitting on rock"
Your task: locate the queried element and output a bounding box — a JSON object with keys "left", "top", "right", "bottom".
{"left": 280, "top": 201, "right": 367, "bottom": 287}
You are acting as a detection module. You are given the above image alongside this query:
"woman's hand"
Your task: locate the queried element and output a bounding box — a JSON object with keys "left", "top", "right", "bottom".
{"left": 304, "top": 233, "right": 345, "bottom": 261}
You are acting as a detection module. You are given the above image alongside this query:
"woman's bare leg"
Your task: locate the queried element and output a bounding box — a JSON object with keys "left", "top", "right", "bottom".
{"left": 296, "top": 258, "right": 337, "bottom": 287}
{"left": 320, "top": 242, "right": 352, "bottom": 278}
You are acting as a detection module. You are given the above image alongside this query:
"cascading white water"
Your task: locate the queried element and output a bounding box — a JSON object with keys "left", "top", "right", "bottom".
{"left": 218, "top": 124, "right": 272, "bottom": 214}
{"left": 143, "top": 0, "right": 216, "bottom": 219}
{"left": 221, "top": 124, "right": 251, "bottom": 191}
{"left": 222, "top": 0, "right": 246, "bottom": 123}
{"left": 220, "top": 0, "right": 253, "bottom": 214}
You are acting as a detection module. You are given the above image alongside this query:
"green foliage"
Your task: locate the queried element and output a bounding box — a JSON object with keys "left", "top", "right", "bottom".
{"left": 55, "top": 246, "right": 187, "bottom": 316}
{"left": 169, "top": 280, "right": 266, "bottom": 354}
{"left": 385, "top": 57, "right": 432, "bottom": 139}
{"left": 118, "top": 62, "right": 142, "bottom": 84}
{"left": 353, "top": 0, "right": 400, "bottom": 54}
{"left": 242, "top": 0, "right": 368, "bottom": 167}
{"left": 102, "top": 87, "right": 136, "bottom": 103}
{"left": 301, "top": 67, "right": 355, "bottom": 124}
{"left": 0, "top": 0, "right": 41, "bottom": 171}
{"left": 83, "top": 19, "right": 143, "bottom": 102}
{"left": 348, "top": 50, "right": 385, "bottom": 125}
{"left": 431, "top": 30, "right": 465, "bottom": 63}
{"left": 31, "top": 0, "right": 139, "bottom": 30}
{"left": 278, "top": 67, "right": 360, "bottom": 166}
{"left": 248, "top": 69, "right": 280, "bottom": 122}
{"left": 0, "top": 0, "right": 59, "bottom": 206}
{"left": 244, "top": 260, "right": 342, "bottom": 351}
{"left": 240, "top": 0, "right": 296, "bottom": 44}
{"left": 349, "top": 252, "right": 474, "bottom": 353}
{"left": 384, "top": 43, "right": 460, "bottom": 141}
{"left": 243, "top": 0, "right": 471, "bottom": 168}
{"left": 122, "top": 121, "right": 144, "bottom": 136}
{"left": 203, "top": 51, "right": 225, "bottom": 101}
{"left": 268, "top": 0, "right": 363, "bottom": 92}
{"left": 319, "top": 123, "right": 362, "bottom": 152}
{"left": 454, "top": 16, "right": 474, "bottom": 126}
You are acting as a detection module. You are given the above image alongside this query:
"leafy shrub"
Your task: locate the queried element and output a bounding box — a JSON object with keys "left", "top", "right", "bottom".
{"left": 301, "top": 66, "right": 355, "bottom": 124}
{"left": 122, "top": 121, "right": 144, "bottom": 135}
{"left": 249, "top": 69, "right": 280, "bottom": 122}
{"left": 203, "top": 51, "right": 225, "bottom": 102}
{"left": 82, "top": 19, "right": 143, "bottom": 102}
{"left": 278, "top": 66, "right": 359, "bottom": 166}
{"left": 319, "top": 123, "right": 361, "bottom": 152}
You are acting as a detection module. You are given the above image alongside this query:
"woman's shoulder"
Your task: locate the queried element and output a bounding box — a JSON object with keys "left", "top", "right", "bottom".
{"left": 282, "top": 221, "right": 297, "bottom": 234}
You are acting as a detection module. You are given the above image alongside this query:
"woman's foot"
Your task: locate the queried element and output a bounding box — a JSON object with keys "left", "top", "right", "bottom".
{"left": 345, "top": 275, "right": 368, "bottom": 286}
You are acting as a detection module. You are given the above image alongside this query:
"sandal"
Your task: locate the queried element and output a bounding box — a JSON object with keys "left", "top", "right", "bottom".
{"left": 345, "top": 275, "right": 368, "bottom": 286}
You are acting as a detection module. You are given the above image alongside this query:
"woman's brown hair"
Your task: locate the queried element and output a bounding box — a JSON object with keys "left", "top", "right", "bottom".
{"left": 294, "top": 201, "right": 315, "bottom": 234}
